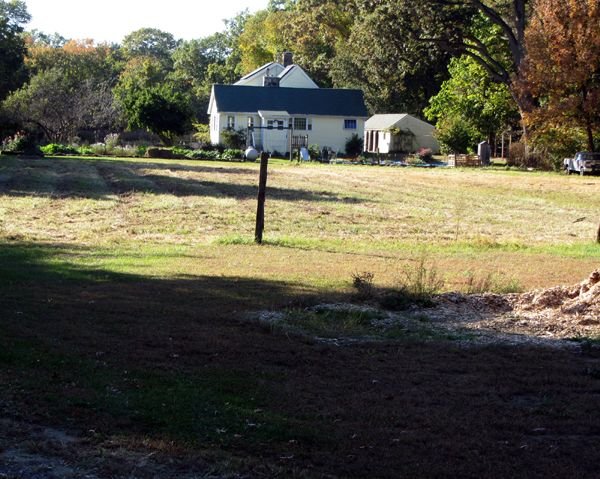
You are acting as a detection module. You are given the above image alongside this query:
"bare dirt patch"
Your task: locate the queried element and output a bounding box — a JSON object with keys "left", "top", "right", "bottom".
{"left": 252, "top": 270, "right": 600, "bottom": 348}
{"left": 428, "top": 269, "right": 600, "bottom": 344}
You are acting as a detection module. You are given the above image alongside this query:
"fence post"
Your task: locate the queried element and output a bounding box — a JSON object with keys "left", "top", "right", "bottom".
{"left": 255, "top": 152, "right": 270, "bottom": 244}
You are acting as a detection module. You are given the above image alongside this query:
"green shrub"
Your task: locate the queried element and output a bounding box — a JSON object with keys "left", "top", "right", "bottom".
{"left": 1, "top": 131, "right": 28, "bottom": 152}
{"left": 40, "top": 143, "right": 78, "bottom": 155}
{"left": 308, "top": 144, "right": 321, "bottom": 160}
{"left": 171, "top": 146, "right": 190, "bottom": 159}
{"left": 77, "top": 145, "right": 95, "bottom": 156}
{"left": 221, "top": 128, "right": 247, "bottom": 149}
{"left": 345, "top": 134, "right": 363, "bottom": 157}
{"left": 435, "top": 116, "right": 478, "bottom": 154}
{"left": 193, "top": 123, "right": 211, "bottom": 144}
{"left": 186, "top": 149, "right": 220, "bottom": 160}
{"left": 135, "top": 145, "right": 148, "bottom": 157}
{"left": 222, "top": 149, "right": 244, "bottom": 161}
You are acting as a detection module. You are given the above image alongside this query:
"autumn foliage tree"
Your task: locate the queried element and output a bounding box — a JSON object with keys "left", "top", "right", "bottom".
{"left": 519, "top": 0, "right": 600, "bottom": 152}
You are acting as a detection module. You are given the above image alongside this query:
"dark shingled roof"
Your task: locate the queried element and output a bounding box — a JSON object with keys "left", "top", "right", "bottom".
{"left": 212, "top": 84, "right": 368, "bottom": 117}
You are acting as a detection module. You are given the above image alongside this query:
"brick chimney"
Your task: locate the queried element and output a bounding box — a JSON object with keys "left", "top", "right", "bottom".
{"left": 282, "top": 52, "right": 293, "bottom": 67}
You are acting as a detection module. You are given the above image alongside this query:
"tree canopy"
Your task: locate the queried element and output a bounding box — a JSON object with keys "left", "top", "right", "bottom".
{"left": 0, "top": 0, "right": 30, "bottom": 101}
{"left": 519, "top": 0, "right": 600, "bottom": 152}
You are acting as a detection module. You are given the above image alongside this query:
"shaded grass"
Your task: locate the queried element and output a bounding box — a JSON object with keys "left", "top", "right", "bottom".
{"left": 0, "top": 339, "right": 313, "bottom": 448}
{"left": 264, "top": 307, "right": 472, "bottom": 342}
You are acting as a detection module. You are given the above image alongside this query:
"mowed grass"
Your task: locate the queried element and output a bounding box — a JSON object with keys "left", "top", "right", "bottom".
{"left": 3, "top": 155, "right": 600, "bottom": 477}
{"left": 0, "top": 154, "right": 599, "bottom": 290}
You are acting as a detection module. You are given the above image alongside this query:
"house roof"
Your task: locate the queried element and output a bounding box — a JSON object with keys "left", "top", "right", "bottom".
{"left": 212, "top": 84, "right": 368, "bottom": 117}
{"left": 236, "top": 62, "right": 283, "bottom": 83}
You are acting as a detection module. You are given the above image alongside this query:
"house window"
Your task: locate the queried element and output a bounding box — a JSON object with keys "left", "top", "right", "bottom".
{"left": 268, "top": 119, "right": 285, "bottom": 129}
{"left": 227, "top": 116, "right": 235, "bottom": 129}
{"left": 344, "top": 119, "right": 357, "bottom": 130}
{"left": 293, "top": 118, "right": 307, "bottom": 131}
{"left": 308, "top": 118, "right": 312, "bottom": 131}
{"left": 248, "top": 116, "right": 254, "bottom": 128}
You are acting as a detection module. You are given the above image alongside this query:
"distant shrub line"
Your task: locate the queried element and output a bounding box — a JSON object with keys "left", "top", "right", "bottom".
{"left": 38, "top": 143, "right": 247, "bottom": 162}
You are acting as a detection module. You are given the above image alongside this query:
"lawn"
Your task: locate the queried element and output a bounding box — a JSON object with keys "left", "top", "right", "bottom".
{"left": 1, "top": 155, "right": 600, "bottom": 478}
{"left": 1, "top": 155, "right": 598, "bottom": 289}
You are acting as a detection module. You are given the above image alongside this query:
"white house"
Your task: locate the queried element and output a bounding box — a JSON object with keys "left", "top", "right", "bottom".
{"left": 208, "top": 54, "right": 368, "bottom": 154}
{"left": 364, "top": 114, "right": 440, "bottom": 154}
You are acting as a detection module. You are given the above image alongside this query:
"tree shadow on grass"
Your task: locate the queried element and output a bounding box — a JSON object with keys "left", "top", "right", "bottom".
{"left": 0, "top": 156, "right": 365, "bottom": 203}
{"left": 2, "top": 241, "right": 600, "bottom": 479}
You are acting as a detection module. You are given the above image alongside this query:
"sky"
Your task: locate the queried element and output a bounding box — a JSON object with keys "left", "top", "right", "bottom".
{"left": 24, "top": 0, "right": 269, "bottom": 43}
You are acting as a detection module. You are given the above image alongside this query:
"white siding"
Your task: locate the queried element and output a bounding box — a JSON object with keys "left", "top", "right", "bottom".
{"left": 306, "top": 117, "right": 365, "bottom": 154}
{"left": 403, "top": 116, "right": 440, "bottom": 153}
{"left": 279, "top": 67, "right": 319, "bottom": 89}
{"left": 210, "top": 112, "right": 221, "bottom": 144}
{"left": 235, "top": 64, "right": 285, "bottom": 87}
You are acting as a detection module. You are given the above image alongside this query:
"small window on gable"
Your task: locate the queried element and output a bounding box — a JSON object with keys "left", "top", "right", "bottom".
{"left": 344, "top": 119, "right": 357, "bottom": 130}
{"left": 227, "top": 116, "right": 235, "bottom": 129}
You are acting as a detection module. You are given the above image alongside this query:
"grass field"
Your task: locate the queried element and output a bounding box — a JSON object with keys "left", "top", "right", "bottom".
{"left": 1, "top": 155, "right": 600, "bottom": 478}
{"left": 1, "top": 155, "right": 598, "bottom": 290}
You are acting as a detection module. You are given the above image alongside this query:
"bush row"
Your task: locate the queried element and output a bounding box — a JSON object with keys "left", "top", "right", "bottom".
{"left": 38, "top": 143, "right": 247, "bottom": 162}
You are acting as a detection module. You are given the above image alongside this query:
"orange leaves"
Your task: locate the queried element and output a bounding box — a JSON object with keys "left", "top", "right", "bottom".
{"left": 518, "top": 0, "right": 600, "bottom": 149}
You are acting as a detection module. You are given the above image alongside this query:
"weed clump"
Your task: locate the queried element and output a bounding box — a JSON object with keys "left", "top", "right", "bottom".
{"left": 351, "top": 258, "right": 445, "bottom": 311}
{"left": 351, "top": 271, "right": 375, "bottom": 300}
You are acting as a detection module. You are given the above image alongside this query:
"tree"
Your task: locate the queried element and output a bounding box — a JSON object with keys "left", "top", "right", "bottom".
{"left": 237, "top": 9, "right": 291, "bottom": 73}
{"left": 331, "top": 0, "right": 453, "bottom": 114}
{"left": 2, "top": 67, "right": 120, "bottom": 142}
{"left": 234, "top": 1, "right": 355, "bottom": 87}
{"left": 0, "top": 0, "right": 30, "bottom": 101}
{"left": 283, "top": 0, "right": 356, "bottom": 87}
{"left": 372, "top": 0, "right": 534, "bottom": 120}
{"left": 425, "top": 52, "right": 519, "bottom": 152}
{"left": 122, "top": 28, "right": 179, "bottom": 68}
{"left": 26, "top": 38, "right": 122, "bottom": 85}
{"left": 114, "top": 57, "right": 191, "bottom": 145}
{"left": 125, "top": 85, "right": 191, "bottom": 145}
{"left": 172, "top": 33, "right": 234, "bottom": 122}
{"left": 519, "top": 0, "right": 600, "bottom": 152}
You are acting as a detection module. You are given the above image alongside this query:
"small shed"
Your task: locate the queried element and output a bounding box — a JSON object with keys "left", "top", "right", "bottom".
{"left": 364, "top": 114, "right": 440, "bottom": 154}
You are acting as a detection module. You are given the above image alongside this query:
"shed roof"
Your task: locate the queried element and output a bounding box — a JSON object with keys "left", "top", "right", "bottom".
{"left": 365, "top": 114, "right": 411, "bottom": 130}
{"left": 212, "top": 84, "right": 368, "bottom": 117}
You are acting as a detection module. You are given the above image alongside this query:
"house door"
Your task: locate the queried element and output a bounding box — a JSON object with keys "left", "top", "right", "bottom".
{"left": 263, "top": 119, "right": 290, "bottom": 154}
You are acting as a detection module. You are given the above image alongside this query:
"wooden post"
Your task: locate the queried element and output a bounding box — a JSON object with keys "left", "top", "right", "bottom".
{"left": 255, "top": 152, "right": 269, "bottom": 244}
